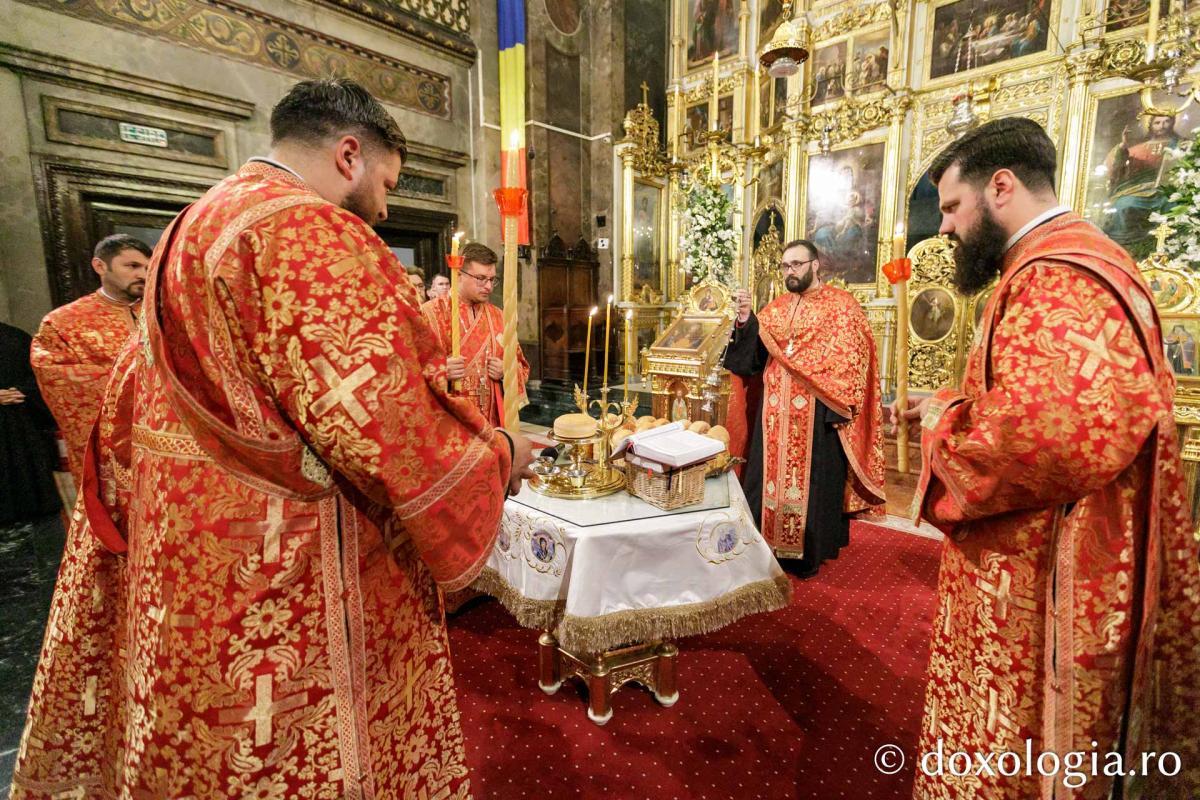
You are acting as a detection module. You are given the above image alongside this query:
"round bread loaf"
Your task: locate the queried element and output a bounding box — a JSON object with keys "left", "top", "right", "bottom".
{"left": 635, "top": 416, "right": 656, "bottom": 430}
{"left": 707, "top": 425, "right": 730, "bottom": 444}
{"left": 611, "top": 429, "right": 631, "bottom": 448}
{"left": 689, "top": 421, "right": 711, "bottom": 434}
{"left": 554, "top": 413, "right": 598, "bottom": 439}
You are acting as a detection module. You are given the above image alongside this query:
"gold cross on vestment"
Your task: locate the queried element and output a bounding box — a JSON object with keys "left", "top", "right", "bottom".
{"left": 973, "top": 686, "right": 1019, "bottom": 738}
{"left": 1065, "top": 319, "right": 1137, "bottom": 381}
{"left": 311, "top": 356, "right": 376, "bottom": 426}
{"left": 328, "top": 232, "right": 387, "bottom": 285}
{"left": 145, "top": 580, "right": 197, "bottom": 630}
{"left": 976, "top": 569, "right": 1036, "bottom": 620}
{"left": 401, "top": 658, "right": 428, "bottom": 709}
{"left": 229, "top": 496, "right": 318, "bottom": 565}
{"left": 218, "top": 673, "right": 308, "bottom": 747}
{"left": 83, "top": 676, "right": 97, "bottom": 716}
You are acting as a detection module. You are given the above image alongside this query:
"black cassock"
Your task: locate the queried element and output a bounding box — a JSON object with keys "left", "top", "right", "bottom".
{"left": 724, "top": 313, "right": 850, "bottom": 577}
{"left": 0, "top": 322, "right": 60, "bottom": 524}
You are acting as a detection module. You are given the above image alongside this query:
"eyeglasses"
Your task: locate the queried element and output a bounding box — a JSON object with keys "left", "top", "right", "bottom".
{"left": 778, "top": 258, "right": 816, "bottom": 273}
{"left": 462, "top": 271, "right": 498, "bottom": 287}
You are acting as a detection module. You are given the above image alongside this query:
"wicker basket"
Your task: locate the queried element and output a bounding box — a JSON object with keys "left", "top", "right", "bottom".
{"left": 624, "top": 459, "right": 708, "bottom": 510}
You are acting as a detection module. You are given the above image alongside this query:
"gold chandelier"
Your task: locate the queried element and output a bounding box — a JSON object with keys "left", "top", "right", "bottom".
{"left": 1135, "top": 0, "right": 1200, "bottom": 115}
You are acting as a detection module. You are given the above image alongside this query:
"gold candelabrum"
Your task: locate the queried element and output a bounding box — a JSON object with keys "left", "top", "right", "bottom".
{"left": 528, "top": 383, "right": 638, "bottom": 501}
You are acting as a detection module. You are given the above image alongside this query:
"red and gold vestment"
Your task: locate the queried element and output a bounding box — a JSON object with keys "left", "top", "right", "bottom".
{"left": 912, "top": 213, "right": 1200, "bottom": 799}
{"left": 12, "top": 161, "right": 512, "bottom": 799}
{"left": 31, "top": 290, "right": 137, "bottom": 483}
{"left": 755, "top": 284, "right": 886, "bottom": 554}
{"left": 420, "top": 293, "right": 528, "bottom": 427}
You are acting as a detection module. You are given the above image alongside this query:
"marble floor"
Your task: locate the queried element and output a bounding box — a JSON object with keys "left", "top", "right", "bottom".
{"left": 0, "top": 513, "right": 65, "bottom": 795}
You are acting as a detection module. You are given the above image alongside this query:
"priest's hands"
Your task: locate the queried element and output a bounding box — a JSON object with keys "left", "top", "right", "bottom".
{"left": 486, "top": 357, "right": 504, "bottom": 381}
{"left": 502, "top": 428, "right": 537, "bottom": 494}
{"left": 0, "top": 388, "right": 25, "bottom": 405}
{"left": 733, "top": 289, "right": 752, "bottom": 324}
{"left": 446, "top": 356, "right": 466, "bottom": 380}
{"left": 888, "top": 396, "right": 930, "bottom": 436}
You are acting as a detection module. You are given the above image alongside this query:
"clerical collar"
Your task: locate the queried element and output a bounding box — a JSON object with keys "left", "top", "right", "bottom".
{"left": 247, "top": 156, "right": 305, "bottom": 183}
{"left": 1004, "top": 205, "right": 1071, "bottom": 252}
{"left": 98, "top": 287, "right": 137, "bottom": 308}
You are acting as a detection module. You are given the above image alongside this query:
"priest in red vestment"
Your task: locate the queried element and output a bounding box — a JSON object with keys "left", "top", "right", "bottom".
{"left": 724, "top": 239, "right": 886, "bottom": 575}
{"left": 421, "top": 241, "right": 529, "bottom": 427}
{"left": 30, "top": 234, "right": 148, "bottom": 484}
{"left": 12, "top": 78, "right": 535, "bottom": 800}
{"left": 899, "top": 118, "right": 1200, "bottom": 799}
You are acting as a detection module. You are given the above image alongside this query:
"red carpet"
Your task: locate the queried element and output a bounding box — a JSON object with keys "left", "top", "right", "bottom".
{"left": 447, "top": 521, "right": 942, "bottom": 799}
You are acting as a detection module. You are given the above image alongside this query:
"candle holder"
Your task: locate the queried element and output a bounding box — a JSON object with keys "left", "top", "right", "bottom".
{"left": 529, "top": 386, "right": 628, "bottom": 499}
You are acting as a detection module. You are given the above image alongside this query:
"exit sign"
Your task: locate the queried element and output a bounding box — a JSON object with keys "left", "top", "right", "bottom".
{"left": 118, "top": 122, "right": 168, "bottom": 148}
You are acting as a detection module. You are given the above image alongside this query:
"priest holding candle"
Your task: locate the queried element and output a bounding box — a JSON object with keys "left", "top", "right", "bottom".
{"left": 422, "top": 240, "right": 530, "bottom": 427}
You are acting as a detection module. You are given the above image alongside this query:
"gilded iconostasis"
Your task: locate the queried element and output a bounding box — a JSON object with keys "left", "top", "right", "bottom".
{"left": 614, "top": 0, "right": 1200, "bottom": 409}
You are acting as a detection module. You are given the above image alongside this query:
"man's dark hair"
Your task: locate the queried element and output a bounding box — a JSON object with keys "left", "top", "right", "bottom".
{"left": 93, "top": 234, "right": 151, "bottom": 264}
{"left": 405, "top": 266, "right": 424, "bottom": 278}
{"left": 929, "top": 117, "right": 1057, "bottom": 195}
{"left": 461, "top": 242, "right": 498, "bottom": 266}
{"left": 270, "top": 79, "right": 408, "bottom": 160}
{"left": 782, "top": 239, "right": 820, "bottom": 261}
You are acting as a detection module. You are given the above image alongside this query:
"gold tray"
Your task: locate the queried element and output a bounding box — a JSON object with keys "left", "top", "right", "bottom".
{"left": 528, "top": 467, "right": 627, "bottom": 500}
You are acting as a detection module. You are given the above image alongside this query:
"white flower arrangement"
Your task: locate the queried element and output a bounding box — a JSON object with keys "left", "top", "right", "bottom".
{"left": 678, "top": 175, "right": 737, "bottom": 287}
{"left": 1149, "top": 137, "right": 1200, "bottom": 272}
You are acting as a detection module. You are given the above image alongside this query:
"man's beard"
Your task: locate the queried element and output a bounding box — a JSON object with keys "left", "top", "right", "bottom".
{"left": 341, "top": 185, "right": 377, "bottom": 226}
{"left": 785, "top": 269, "right": 814, "bottom": 294}
{"left": 951, "top": 206, "right": 1008, "bottom": 295}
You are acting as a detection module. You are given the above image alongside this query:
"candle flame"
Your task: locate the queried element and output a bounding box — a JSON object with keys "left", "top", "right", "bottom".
{"left": 453, "top": 230, "right": 464, "bottom": 241}
{"left": 893, "top": 222, "right": 905, "bottom": 238}
{"left": 589, "top": 306, "right": 598, "bottom": 316}
{"left": 625, "top": 309, "right": 633, "bottom": 320}
{"left": 509, "top": 130, "right": 520, "bottom": 151}
{"left": 607, "top": 293, "right": 614, "bottom": 305}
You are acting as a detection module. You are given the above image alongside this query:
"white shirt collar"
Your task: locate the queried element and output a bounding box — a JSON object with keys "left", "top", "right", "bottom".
{"left": 1004, "top": 205, "right": 1071, "bottom": 251}
{"left": 247, "top": 156, "right": 305, "bottom": 183}
{"left": 98, "top": 287, "right": 136, "bottom": 307}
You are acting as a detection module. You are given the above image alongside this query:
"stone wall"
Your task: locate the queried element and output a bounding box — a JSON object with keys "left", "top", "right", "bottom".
{"left": 0, "top": 0, "right": 476, "bottom": 332}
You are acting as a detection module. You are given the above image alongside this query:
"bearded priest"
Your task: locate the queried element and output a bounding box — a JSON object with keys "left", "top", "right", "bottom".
{"left": 11, "top": 78, "right": 536, "bottom": 800}
{"left": 724, "top": 238, "right": 886, "bottom": 575}
{"left": 897, "top": 117, "right": 1200, "bottom": 799}
{"left": 30, "top": 234, "right": 148, "bottom": 485}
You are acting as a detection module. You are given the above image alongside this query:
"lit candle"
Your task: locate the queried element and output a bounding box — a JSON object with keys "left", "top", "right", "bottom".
{"left": 892, "top": 222, "right": 906, "bottom": 261}
{"left": 1148, "top": 0, "right": 1160, "bottom": 61}
{"left": 602, "top": 294, "right": 613, "bottom": 390}
{"left": 709, "top": 53, "right": 720, "bottom": 132}
{"left": 505, "top": 129, "right": 520, "bottom": 188}
{"left": 583, "top": 305, "right": 598, "bottom": 398}
{"left": 450, "top": 231, "right": 464, "bottom": 371}
{"left": 624, "top": 308, "right": 633, "bottom": 404}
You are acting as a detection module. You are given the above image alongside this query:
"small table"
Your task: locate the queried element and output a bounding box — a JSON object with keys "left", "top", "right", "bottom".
{"left": 473, "top": 473, "right": 789, "bottom": 724}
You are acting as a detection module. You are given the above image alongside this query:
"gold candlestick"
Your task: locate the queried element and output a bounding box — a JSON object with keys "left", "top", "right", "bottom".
{"left": 583, "top": 306, "right": 597, "bottom": 400}
{"left": 624, "top": 308, "right": 633, "bottom": 405}
{"left": 1148, "top": 0, "right": 1160, "bottom": 61}
{"left": 709, "top": 52, "right": 719, "bottom": 132}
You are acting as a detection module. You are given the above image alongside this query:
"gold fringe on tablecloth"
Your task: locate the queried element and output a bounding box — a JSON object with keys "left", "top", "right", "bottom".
{"left": 473, "top": 568, "right": 792, "bottom": 655}
{"left": 471, "top": 567, "right": 564, "bottom": 630}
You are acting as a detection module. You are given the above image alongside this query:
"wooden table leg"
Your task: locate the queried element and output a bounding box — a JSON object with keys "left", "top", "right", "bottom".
{"left": 654, "top": 642, "right": 679, "bottom": 706}
{"left": 538, "top": 631, "right": 562, "bottom": 694}
{"left": 586, "top": 657, "right": 613, "bottom": 725}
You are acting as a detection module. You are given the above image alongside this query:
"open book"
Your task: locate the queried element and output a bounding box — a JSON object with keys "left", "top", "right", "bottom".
{"left": 615, "top": 421, "right": 725, "bottom": 469}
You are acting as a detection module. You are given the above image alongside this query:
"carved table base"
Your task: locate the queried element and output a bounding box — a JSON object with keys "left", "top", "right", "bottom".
{"left": 538, "top": 632, "right": 679, "bottom": 725}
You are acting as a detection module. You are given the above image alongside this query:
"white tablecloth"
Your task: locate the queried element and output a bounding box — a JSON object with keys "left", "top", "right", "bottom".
{"left": 473, "top": 473, "right": 791, "bottom": 654}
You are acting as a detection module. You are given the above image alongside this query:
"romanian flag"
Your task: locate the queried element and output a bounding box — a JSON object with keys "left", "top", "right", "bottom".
{"left": 498, "top": 0, "right": 529, "bottom": 244}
